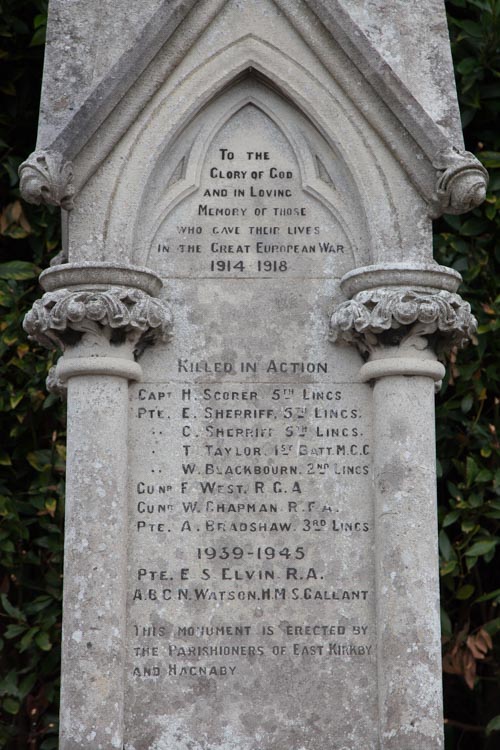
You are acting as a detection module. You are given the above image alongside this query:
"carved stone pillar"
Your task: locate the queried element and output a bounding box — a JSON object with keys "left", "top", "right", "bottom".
{"left": 330, "top": 263, "right": 476, "bottom": 750}
{"left": 24, "top": 263, "right": 172, "bottom": 750}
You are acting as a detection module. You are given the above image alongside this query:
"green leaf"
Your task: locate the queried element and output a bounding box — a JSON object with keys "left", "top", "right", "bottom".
{"left": 484, "top": 547, "right": 496, "bottom": 564}
{"left": 0, "top": 594, "right": 25, "bottom": 621}
{"left": 30, "top": 26, "right": 46, "bottom": 46}
{"left": 466, "top": 555, "right": 478, "bottom": 572}
{"left": 4, "top": 624, "right": 27, "bottom": 640}
{"left": 18, "top": 627, "right": 39, "bottom": 652}
{"left": 34, "top": 14, "right": 47, "bottom": 29}
{"left": 456, "top": 584, "right": 475, "bottom": 600}
{"left": 0, "top": 450, "right": 12, "bottom": 465}
{"left": 465, "top": 539, "right": 498, "bottom": 557}
{"left": 461, "top": 393, "right": 474, "bottom": 413}
{"left": 459, "top": 218, "right": 490, "bottom": 236}
{"left": 479, "top": 151, "right": 500, "bottom": 168}
{"left": 0, "top": 261, "right": 38, "bottom": 280}
{"left": 476, "top": 468, "right": 493, "bottom": 482}
{"left": 23, "top": 595, "right": 53, "bottom": 615}
{"left": 439, "top": 530, "right": 454, "bottom": 561}
{"left": 454, "top": 19, "right": 485, "bottom": 37}
{"left": 18, "top": 673, "right": 37, "bottom": 698}
{"left": 0, "top": 670, "right": 19, "bottom": 697}
{"left": 443, "top": 215, "right": 462, "bottom": 231}
{"left": 440, "top": 559, "right": 458, "bottom": 576}
{"left": 475, "top": 588, "right": 500, "bottom": 603}
{"left": 466, "top": 456, "right": 479, "bottom": 486}
{"left": 436, "top": 458, "right": 443, "bottom": 479}
{"left": 27, "top": 449, "right": 53, "bottom": 471}
{"left": 35, "top": 631, "right": 52, "bottom": 651}
{"left": 441, "top": 607, "right": 452, "bottom": 638}
{"left": 483, "top": 619, "right": 500, "bottom": 637}
{"left": 456, "top": 56, "right": 479, "bottom": 75}
{"left": 2, "top": 697, "right": 20, "bottom": 715}
{"left": 486, "top": 715, "right": 500, "bottom": 735}
{"left": 443, "top": 510, "right": 461, "bottom": 527}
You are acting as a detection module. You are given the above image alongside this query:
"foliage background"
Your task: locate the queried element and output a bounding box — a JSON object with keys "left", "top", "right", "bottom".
{"left": 0, "top": 0, "right": 499, "bottom": 747}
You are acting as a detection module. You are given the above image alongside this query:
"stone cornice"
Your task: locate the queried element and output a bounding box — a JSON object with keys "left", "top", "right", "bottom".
{"left": 339, "top": 262, "right": 462, "bottom": 298}
{"left": 18, "top": 150, "right": 74, "bottom": 210}
{"left": 39, "top": 262, "right": 163, "bottom": 296}
{"left": 23, "top": 287, "right": 173, "bottom": 354}
{"left": 330, "top": 287, "right": 476, "bottom": 357}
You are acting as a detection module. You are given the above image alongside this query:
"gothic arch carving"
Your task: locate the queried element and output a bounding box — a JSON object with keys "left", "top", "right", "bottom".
{"left": 101, "top": 36, "right": 404, "bottom": 268}
{"left": 140, "top": 85, "right": 365, "bottom": 269}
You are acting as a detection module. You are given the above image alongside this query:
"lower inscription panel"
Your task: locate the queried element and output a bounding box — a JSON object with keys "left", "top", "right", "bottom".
{"left": 125, "top": 288, "right": 376, "bottom": 748}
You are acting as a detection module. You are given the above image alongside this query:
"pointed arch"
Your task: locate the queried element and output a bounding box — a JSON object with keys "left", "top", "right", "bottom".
{"left": 140, "top": 87, "right": 364, "bottom": 268}
{"left": 100, "top": 36, "right": 403, "bottom": 268}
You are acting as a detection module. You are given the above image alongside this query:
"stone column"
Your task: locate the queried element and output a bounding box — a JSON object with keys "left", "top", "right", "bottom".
{"left": 24, "top": 263, "right": 172, "bottom": 750}
{"left": 330, "top": 264, "right": 477, "bottom": 750}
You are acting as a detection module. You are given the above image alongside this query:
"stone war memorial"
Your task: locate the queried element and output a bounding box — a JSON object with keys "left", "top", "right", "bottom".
{"left": 20, "top": 1, "right": 488, "bottom": 748}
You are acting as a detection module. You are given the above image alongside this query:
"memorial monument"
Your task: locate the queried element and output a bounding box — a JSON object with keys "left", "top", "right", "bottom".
{"left": 21, "top": 1, "right": 487, "bottom": 748}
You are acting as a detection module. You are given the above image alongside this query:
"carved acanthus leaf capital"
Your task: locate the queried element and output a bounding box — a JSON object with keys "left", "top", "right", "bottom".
{"left": 19, "top": 150, "right": 74, "bottom": 210}
{"left": 23, "top": 287, "right": 173, "bottom": 355}
{"left": 432, "top": 149, "right": 488, "bottom": 217}
{"left": 330, "top": 288, "right": 476, "bottom": 357}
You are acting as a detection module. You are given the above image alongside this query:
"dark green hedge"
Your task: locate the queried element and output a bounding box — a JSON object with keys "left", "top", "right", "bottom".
{"left": 0, "top": 0, "right": 499, "bottom": 748}
{"left": 436, "top": 2, "right": 500, "bottom": 747}
{"left": 0, "top": 2, "right": 64, "bottom": 748}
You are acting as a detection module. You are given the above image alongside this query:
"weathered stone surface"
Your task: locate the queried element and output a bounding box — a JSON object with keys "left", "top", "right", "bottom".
{"left": 338, "top": 0, "right": 464, "bottom": 142}
{"left": 330, "top": 288, "right": 477, "bottom": 354}
{"left": 18, "top": 150, "right": 74, "bottom": 209}
{"left": 37, "top": 0, "right": 463, "bottom": 149}
{"left": 22, "top": 1, "right": 487, "bottom": 748}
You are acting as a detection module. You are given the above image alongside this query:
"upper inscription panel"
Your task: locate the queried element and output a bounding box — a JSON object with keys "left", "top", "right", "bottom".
{"left": 148, "top": 103, "right": 355, "bottom": 280}
{"left": 134, "top": 78, "right": 368, "bottom": 278}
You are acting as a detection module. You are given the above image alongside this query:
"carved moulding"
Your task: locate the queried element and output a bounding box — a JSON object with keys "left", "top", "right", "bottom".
{"left": 431, "top": 149, "right": 489, "bottom": 218}
{"left": 330, "top": 287, "right": 477, "bottom": 359}
{"left": 24, "top": 263, "right": 173, "bottom": 394}
{"left": 24, "top": 286, "right": 173, "bottom": 353}
{"left": 18, "top": 150, "right": 74, "bottom": 210}
{"left": 45, "top": 365, "right": 68, "bottom": 398}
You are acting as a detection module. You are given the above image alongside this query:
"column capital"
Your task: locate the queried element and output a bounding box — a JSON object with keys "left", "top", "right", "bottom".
{"left": 24, "top": 285, "right": 172, "bottom": 350}
{"left": 330, "top": 286, "right": 476, "bottom": 359}
{"left": 24, "top": 263, "right": 173, "bottom": 392}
